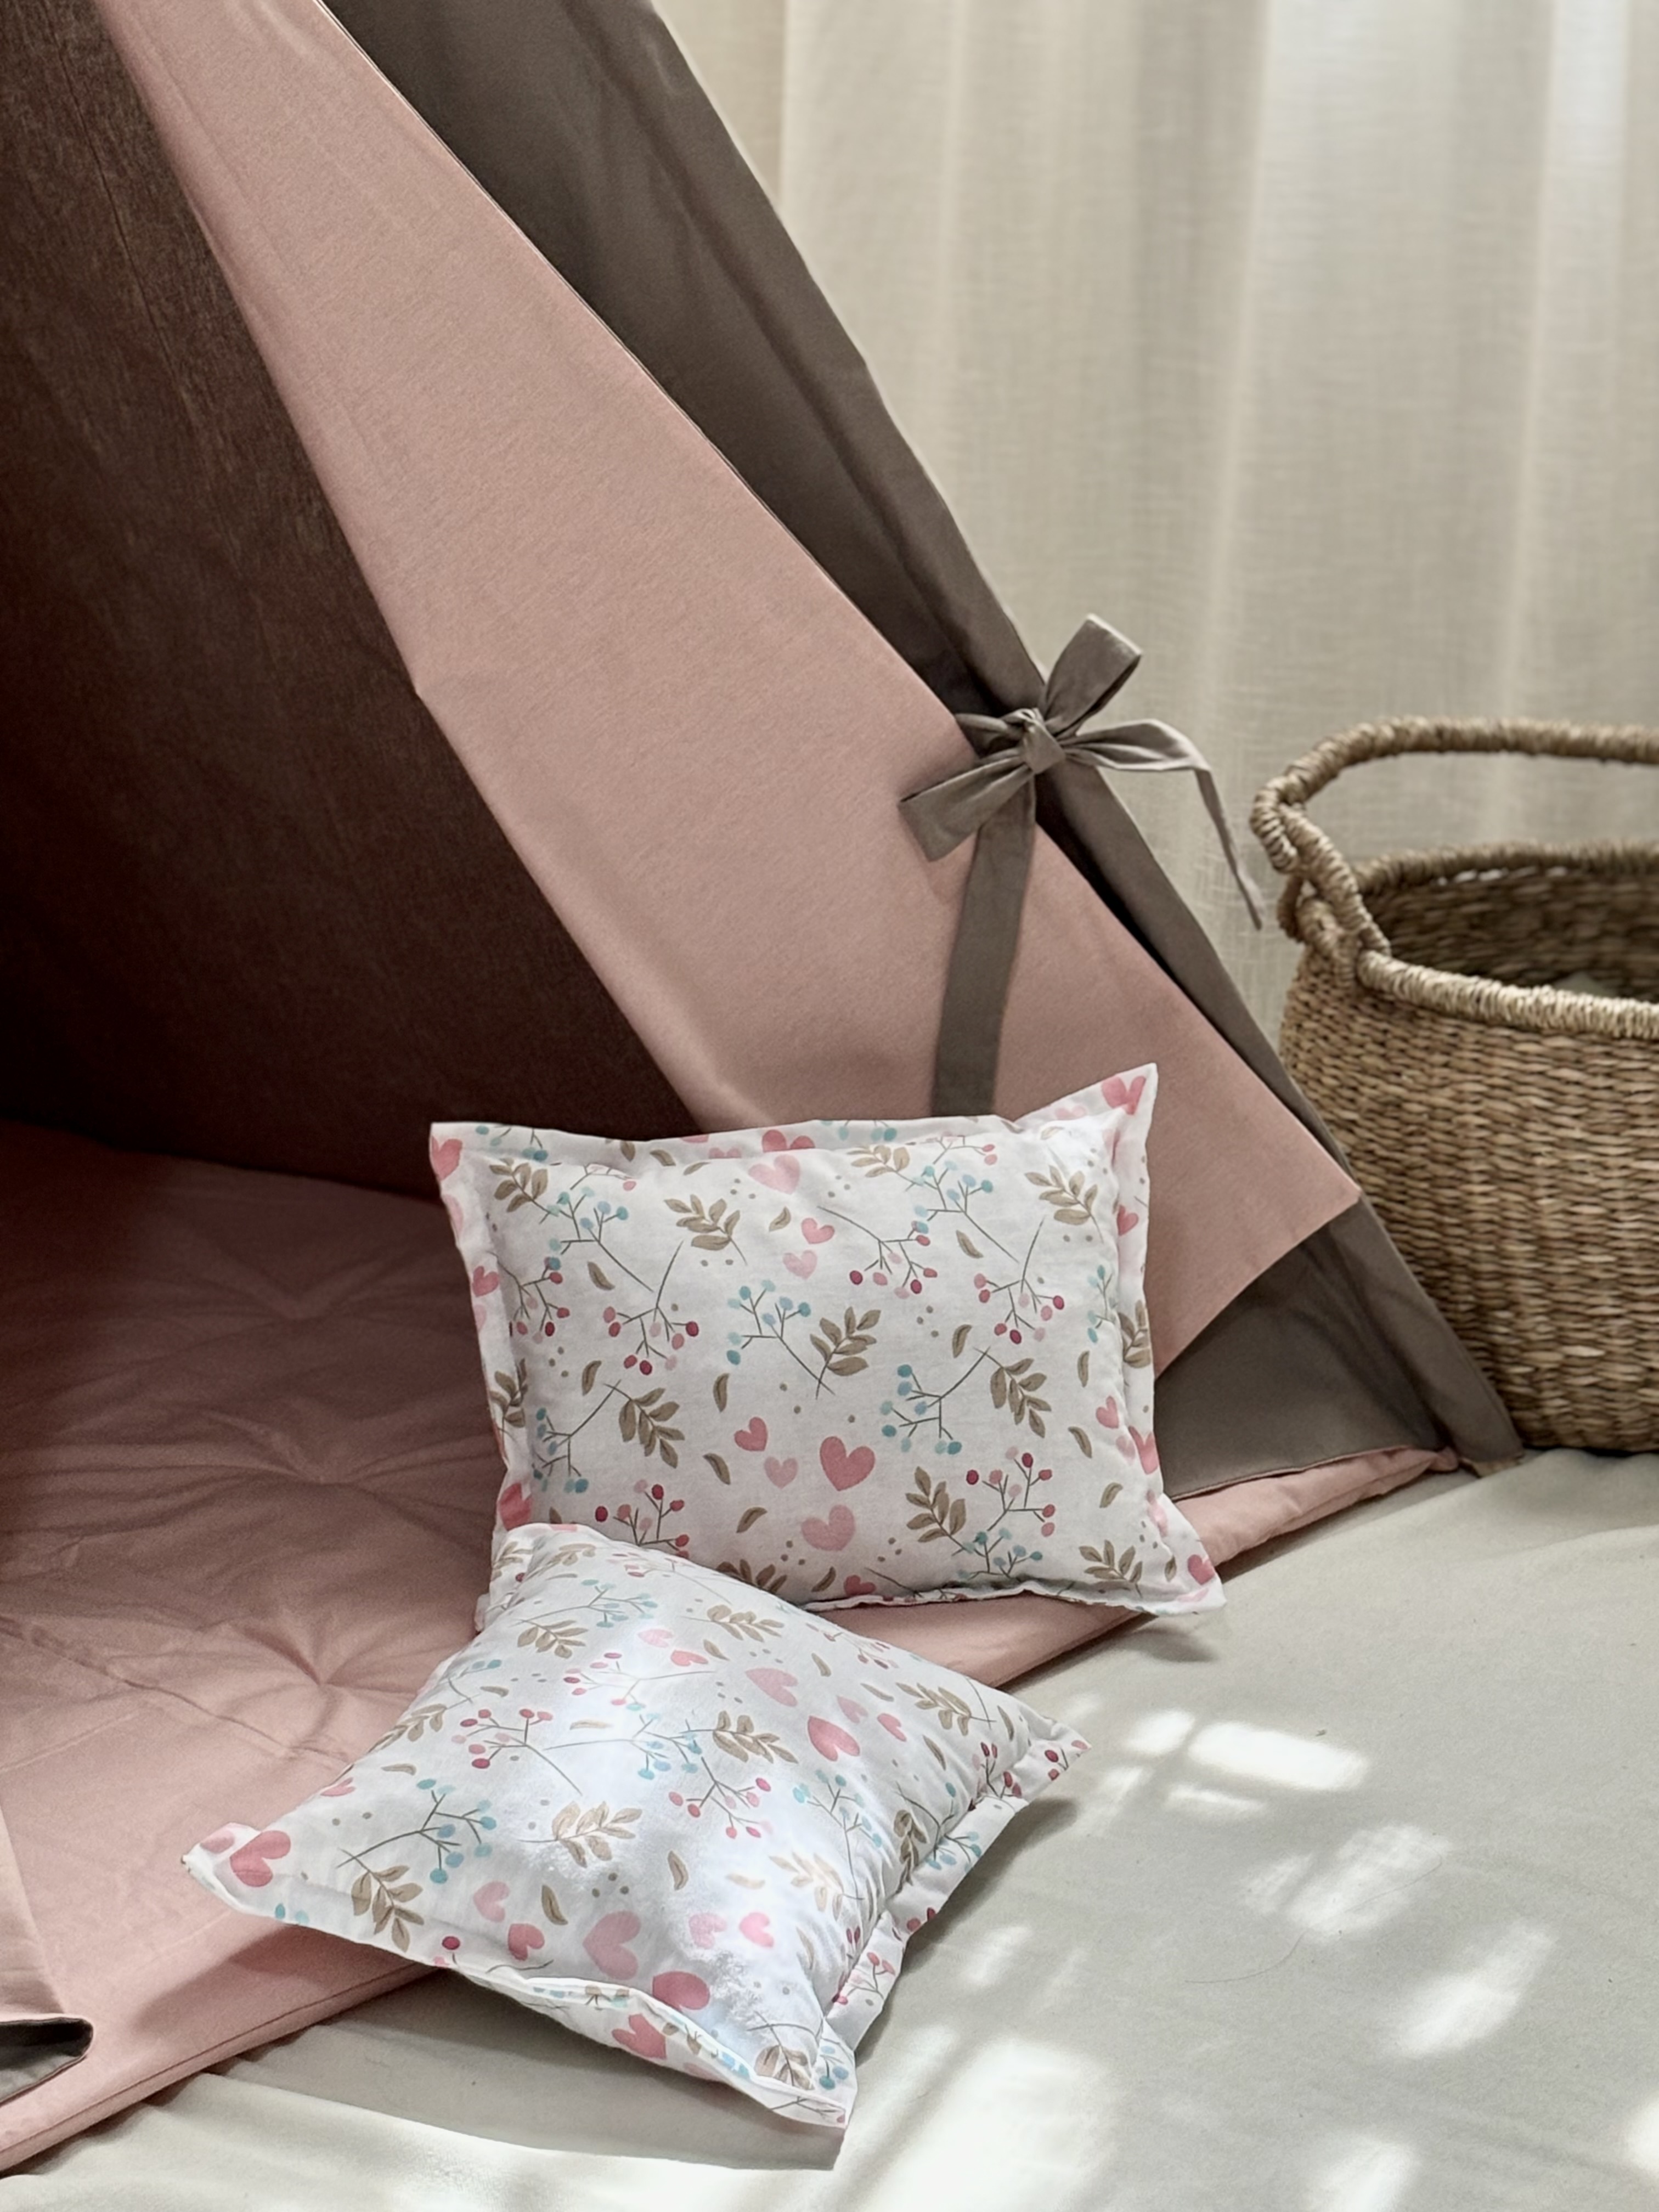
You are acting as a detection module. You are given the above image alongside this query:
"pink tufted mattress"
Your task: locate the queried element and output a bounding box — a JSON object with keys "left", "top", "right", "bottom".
{"left": 0, "top": 1121, "right": 1448, "bottom": 2169}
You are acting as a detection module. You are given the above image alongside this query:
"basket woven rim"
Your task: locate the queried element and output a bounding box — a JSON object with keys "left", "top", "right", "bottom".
{"left": 1344, "top": 935, "right": 1659, "bottom": 1039}
{"left": 1350, "top": 837, "right": 1659, "bottom": 1039}
{"left": 1354, "top": 838, "right": 1659, "bottom": 894}
{"left": 1252, "top": 720, "right": 1659, "bottom": 1042}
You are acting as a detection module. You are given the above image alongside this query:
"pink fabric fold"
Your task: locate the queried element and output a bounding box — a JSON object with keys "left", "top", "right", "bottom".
{"left": 0, "top": 1809, "right": 92, "bottom": 2108}
{"left": 88, "top": 0, "right": 1358, "bottom": 1374}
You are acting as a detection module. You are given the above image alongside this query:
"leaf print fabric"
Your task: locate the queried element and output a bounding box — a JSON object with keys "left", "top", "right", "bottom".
{"left": 186, "top": 1525, "right": 1088, "bottom": 2129}
{"left": 432, "top": 1066, "right": 1221, "bottom": 1614}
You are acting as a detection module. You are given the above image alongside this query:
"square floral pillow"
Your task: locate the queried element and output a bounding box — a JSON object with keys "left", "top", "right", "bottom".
{"left": 187, "top": 1524, "right": 1087, "bottom": 2129}
{"left": 431, "top": 1066, "right": 1220, "bottom": 1615}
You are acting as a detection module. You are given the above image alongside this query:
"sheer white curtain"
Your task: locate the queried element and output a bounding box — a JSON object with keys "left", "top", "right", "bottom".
{"left": 660, "top": 0, "right": 1659, "bottom": 1023}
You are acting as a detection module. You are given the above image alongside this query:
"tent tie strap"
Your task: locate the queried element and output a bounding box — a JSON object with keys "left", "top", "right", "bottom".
{"left": 900, "top": 615, "right": 1261, "bottom": 1115}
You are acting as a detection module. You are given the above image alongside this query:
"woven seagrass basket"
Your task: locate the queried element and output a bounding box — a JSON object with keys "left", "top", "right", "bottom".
{"left": 1252, "top": 719, "right": 1659, "bottom": 1453}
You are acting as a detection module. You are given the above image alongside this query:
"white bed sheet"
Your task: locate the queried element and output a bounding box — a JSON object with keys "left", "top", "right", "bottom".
{"left": 15, "top": 1453, "right": 1659, "bottom": 2211}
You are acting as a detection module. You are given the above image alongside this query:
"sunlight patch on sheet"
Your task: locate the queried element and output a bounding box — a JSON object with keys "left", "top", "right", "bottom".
{"left": 1624, "top": 2091, "right": 1659, "bottom": 2179}
{"left": 1188, "top": 1720, "right": 1366, "bottom": 1792}
{"left": 1306, "top": 2132, "right": 1419, "bottom": 2212}
{"left": 957, "top": 1919, "right": 1032, "bottom": 1992}
{"left": 1244, "top": 1852, "right": 1316, "bottom": 1915}
{"left": 1242, "top": 1826, "right": 1447, "bottom": 1941}
{"left": 1284, "top": 1825, "right": 1447, "bottom": 1940}
{"left": 1393, "top": 1923, "right": 1553, "bottom": 2056}
{"left": 1076, "top": 1763, "right": 1150, "bottom": 1829}
{"left": 1165, "top": 1782, "right": 1266, "bottom": 1821}
{"left": 855, "top": 2036, "right": 1112, "bottom": 2212}
{"left": 1126, "top": 1707, "right": 1195, "bottom": 1757}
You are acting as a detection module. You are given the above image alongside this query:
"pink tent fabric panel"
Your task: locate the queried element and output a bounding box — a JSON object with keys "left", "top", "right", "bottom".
{"left": 89, "top": 0, "right": 1358, "bottom": 1379}
{"left": 0, "top": 1122, "right": 1443, "bottom": 2172}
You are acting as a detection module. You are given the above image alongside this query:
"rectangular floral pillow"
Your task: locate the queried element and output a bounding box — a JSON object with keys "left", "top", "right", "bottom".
{"left": 187, "top": 1523, "right": 1088, "bottom": 2129}
{"left": 431, "top": 1067, "right": 1220, "bottom": 1615}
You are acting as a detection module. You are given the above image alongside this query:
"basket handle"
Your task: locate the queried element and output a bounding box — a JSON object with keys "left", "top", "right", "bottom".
{"left": 1250, "top": 717, "right": 1659, "bottom": 953}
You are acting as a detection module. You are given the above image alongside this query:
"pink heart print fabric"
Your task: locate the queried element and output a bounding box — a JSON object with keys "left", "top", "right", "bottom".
{"left": 433, "top": 1068, "right": 1222, "bottom": 1615}
{"left": 187, "top": 1522, "right": 1087, "bottom": 2127}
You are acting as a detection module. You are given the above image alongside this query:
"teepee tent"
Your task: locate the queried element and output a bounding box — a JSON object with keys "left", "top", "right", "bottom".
{"left": 2, "top": 0, "right": 1517, "bottom": 2166}
{"left": 317, "top": 0, "right": 1520, "bottom": 1490}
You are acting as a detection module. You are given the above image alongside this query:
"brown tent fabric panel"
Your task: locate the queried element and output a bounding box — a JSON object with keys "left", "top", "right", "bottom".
{"left": 0, "top": 0, "right": 690, "bottom": 1195}
{"left": 323, "top": 0, "right": 1518, "bottom": 1472}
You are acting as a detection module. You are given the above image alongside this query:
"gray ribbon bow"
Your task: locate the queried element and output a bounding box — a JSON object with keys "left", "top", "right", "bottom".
{"left": 901, "top": 617, "right": 1262, "bottom": 1114}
